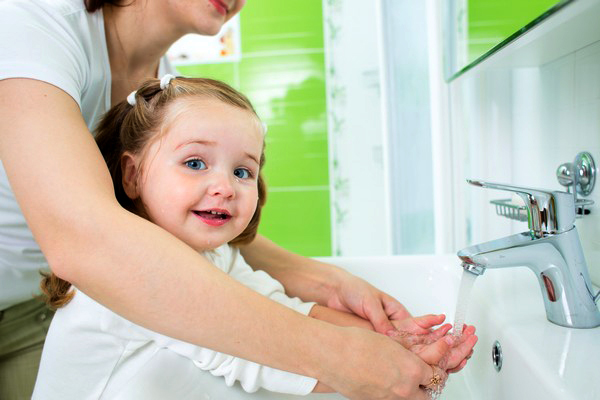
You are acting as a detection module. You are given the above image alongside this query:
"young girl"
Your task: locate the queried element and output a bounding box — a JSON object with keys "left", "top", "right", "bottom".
{"left": 34, "top": 76, "right": 476, "bottom": 398}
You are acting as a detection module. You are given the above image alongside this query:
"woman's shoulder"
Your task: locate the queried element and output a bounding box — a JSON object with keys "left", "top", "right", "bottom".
{"left": 0, "top": 0, "right": 99, "bottom": 45}
{"left": 0, "top": 0, "right": 86, "bottom": 21}
{"left": 0, "top": 0, "right": 101, "bottom": 56}
{"left": 0, "top": 0, "right": 107, "bottom": 112}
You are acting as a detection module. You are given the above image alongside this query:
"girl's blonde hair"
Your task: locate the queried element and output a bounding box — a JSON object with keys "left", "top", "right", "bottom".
{"left": 41, "top": 77, "right": 267, "bottom": 308}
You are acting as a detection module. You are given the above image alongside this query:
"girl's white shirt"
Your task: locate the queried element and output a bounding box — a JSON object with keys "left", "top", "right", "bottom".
{"left": 0, "top": 0, "right": 174, "bottom": 309}
{"left": 33, "top": 244, "right": 318, "bottom": 398}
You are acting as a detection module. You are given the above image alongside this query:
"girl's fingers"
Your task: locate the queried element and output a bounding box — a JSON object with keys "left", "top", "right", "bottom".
{"left": 429, "top": 323, "right": 452, "bottom": 340}
{"left": 413, "top": 336, "right": 451, "bottom": 365}
{"left": 391, "top": 314, "right": 447, "bottom": 336}
{"left": 446, "top": 334, "right": 478, "bottom": 369}
{"left": 447, "top": 358, "right": 468, "bottom": 374}
{"left": 413, "top": 314, "right": 446, "bottom": 329}
{"left": 462, "top": 324, "right": 476, "bottom": 336}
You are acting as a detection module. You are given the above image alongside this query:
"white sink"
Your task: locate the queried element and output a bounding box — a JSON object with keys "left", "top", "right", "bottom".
{"left": 115, "top": 255, "right": 600, "bottom": 399}
{"left": 454, "top": 265, "right": 600, "bottom": 400}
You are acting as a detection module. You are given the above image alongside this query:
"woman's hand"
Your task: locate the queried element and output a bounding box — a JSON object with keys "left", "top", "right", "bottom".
{"left": 325, "top": 270, "right": 412, "bottom": 335}
{"left": 319, "top": 327, "right": 444, "bottom": 400}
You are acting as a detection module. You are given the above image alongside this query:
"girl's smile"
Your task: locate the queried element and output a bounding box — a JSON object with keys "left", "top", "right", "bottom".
{"left": 192, "top": 208, "right": 232, "bottom": 226}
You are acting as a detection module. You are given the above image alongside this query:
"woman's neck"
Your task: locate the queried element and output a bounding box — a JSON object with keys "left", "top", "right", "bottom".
{"left": 103, "top": 3, "right": 183, "bottom": 105}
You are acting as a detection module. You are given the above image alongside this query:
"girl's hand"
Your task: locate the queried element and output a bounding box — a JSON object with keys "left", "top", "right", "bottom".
{"left": 389, "top": 318, "right": 478, "bottom": 374}
{"left": 442, "top": 325, "right": 478, "bottom": 373}
{"left": 411, "top": 326, "right": 477, "bottom": 373}
{"left": 391, "top": 313, "right": 451, "bottom": 336}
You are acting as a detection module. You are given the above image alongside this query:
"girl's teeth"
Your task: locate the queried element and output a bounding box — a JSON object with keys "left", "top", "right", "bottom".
{"left": 208, "top": 210, "right": 226, "bottom": 216}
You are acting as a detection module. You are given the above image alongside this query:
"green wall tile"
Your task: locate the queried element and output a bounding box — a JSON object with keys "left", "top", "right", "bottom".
{"left": 241, "top": 1, "right": 324, "bottom": 53}
{"left": 237, "top": 53, "right": 326, "bottom": 92}
{"left": 176, "top": 63, "right": 237, "bottom": 85}
{"left": 263, "top": 150, "right": 328, "bottom": 188}
{"left": 259, "top": 189, "right": 331, "bottom": 256}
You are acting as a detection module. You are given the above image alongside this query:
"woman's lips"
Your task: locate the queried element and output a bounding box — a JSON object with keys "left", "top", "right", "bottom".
{"left": 208, "top": 0, "right": 228, "bottom": 16}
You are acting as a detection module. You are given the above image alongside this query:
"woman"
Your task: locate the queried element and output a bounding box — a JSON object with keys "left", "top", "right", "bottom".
{"left": 0, "top": 1, "right": 447, "bottom": 398}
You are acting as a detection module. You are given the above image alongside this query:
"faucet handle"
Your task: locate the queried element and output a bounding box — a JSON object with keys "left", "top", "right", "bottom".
{"left": 467, "top": 179, "right": 575, "bottom": 237}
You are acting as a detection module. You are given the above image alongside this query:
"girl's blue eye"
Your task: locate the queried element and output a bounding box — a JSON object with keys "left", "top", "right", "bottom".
{"left": 185, "top": 159, "right": 206, "bottom": 170}
{"left": 234, "top": 168, "right": 251, "bottom": 179}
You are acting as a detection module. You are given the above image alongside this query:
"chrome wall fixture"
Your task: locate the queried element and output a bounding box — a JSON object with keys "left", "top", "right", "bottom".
{"left": 556, "top": 151, "right": 596, "bottom": 215}
{"left": 490, "top": 152, "right": 596, "bottom": 222}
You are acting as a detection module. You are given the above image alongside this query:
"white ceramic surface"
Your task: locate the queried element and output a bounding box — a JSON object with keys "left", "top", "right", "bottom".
{"left": 456, "top": 265, "right": 600, "bottom": 400}
{"left": 115, "top": 255, "right": 600, "bottom": 399}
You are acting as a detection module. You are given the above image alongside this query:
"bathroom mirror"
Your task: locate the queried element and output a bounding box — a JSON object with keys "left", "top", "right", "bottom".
{"left": 443, "top": 0, "right": 574, "bottom": 81}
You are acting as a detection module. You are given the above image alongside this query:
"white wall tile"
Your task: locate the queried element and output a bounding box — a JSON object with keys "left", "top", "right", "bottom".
{"left": 323, "top": 0, "right": 390, "bottom": 256}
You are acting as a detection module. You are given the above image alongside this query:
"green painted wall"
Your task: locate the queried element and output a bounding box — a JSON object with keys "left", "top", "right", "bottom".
{"left": 177, "top": 1, "right": 331, "bottom": 256}
{"left": 467, "top": 0, "right": 560, "bottom": 64}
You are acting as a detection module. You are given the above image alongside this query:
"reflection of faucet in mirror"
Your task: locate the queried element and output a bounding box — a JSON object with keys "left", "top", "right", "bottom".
{"left": 457, "top": 179, "right": 600, "bottom": 329}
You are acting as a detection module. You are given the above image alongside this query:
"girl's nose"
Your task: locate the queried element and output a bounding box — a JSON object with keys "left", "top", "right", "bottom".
{"left": 207, "top": 171, "right": 235, "bottom": 198}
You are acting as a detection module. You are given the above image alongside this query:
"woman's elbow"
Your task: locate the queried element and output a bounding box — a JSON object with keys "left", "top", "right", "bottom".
{"left": 44, "top": 245, "right": 82, "bottom": 283}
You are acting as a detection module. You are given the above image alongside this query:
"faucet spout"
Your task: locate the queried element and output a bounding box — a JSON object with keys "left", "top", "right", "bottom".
{"left": 462, "top": 262, "right": 485, "bottom": 276}
{"left": 458, "top": 231, "right": 536, "bottom": 269}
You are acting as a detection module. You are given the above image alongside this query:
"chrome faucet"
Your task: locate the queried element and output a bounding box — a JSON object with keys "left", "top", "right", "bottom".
{"left": 458, "top": 179, "right": 600, "bottom": 329}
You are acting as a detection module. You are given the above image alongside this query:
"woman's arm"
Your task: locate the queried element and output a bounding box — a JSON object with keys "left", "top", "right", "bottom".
{"left": 241, "top": 235, "right": 411, "bottom": 333}
{"left": 0, "top": 79, "right": 434, "bottom": 399}
{"left": 309, "top": 304, "right": 374, "bottom": 330}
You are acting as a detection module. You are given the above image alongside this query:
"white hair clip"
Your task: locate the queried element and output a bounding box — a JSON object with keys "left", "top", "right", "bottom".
{"left": 160, "top": 74, "right": 177, "bottom": 90}
{"left": 127, "top": 90, "right": 137, "bottom": 106}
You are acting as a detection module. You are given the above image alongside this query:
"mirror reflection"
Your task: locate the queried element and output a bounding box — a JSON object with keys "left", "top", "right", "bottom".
{"left": 444, "top": 0, "right": 573, "bottom": 80}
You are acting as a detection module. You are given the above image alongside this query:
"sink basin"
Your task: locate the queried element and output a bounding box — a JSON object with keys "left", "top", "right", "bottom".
{"left": 114, "top": 255, "right": 600, "bottom": 399}
{"left": 456, "top": 265, "right": 600, "bottom": 400}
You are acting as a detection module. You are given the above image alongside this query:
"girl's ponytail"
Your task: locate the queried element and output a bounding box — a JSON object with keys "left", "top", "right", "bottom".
{"left": 39, "top": 272, "right": 75, "bottom": 309}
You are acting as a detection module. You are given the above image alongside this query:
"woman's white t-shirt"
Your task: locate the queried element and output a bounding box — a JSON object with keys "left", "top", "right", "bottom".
{"left": 0, "top": 0, "right": 173, "bottom": 309}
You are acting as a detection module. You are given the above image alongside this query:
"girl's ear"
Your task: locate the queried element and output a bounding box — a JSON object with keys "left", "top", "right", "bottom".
{"left": 121, "top": 152, "right": 140, "bottom": 199}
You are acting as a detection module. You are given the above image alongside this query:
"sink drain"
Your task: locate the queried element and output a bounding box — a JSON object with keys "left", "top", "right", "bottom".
{"left": 492, "top": 340, "right": 503, "bottom": 372}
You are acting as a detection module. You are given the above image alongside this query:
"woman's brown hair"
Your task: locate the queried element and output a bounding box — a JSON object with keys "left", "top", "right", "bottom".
{"left": 41, "top": 77, "right": 267, "bottom": 308}
{"left": 84, "top": 0, "right": 124, "bottom": 13}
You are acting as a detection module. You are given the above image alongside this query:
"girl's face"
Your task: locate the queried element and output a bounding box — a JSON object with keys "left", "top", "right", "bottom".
{"left": 123, "top": 97, "right": 263, "bottom": 252}
{"left": 162, "top": 0, "right": 247, "bottom": 36}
